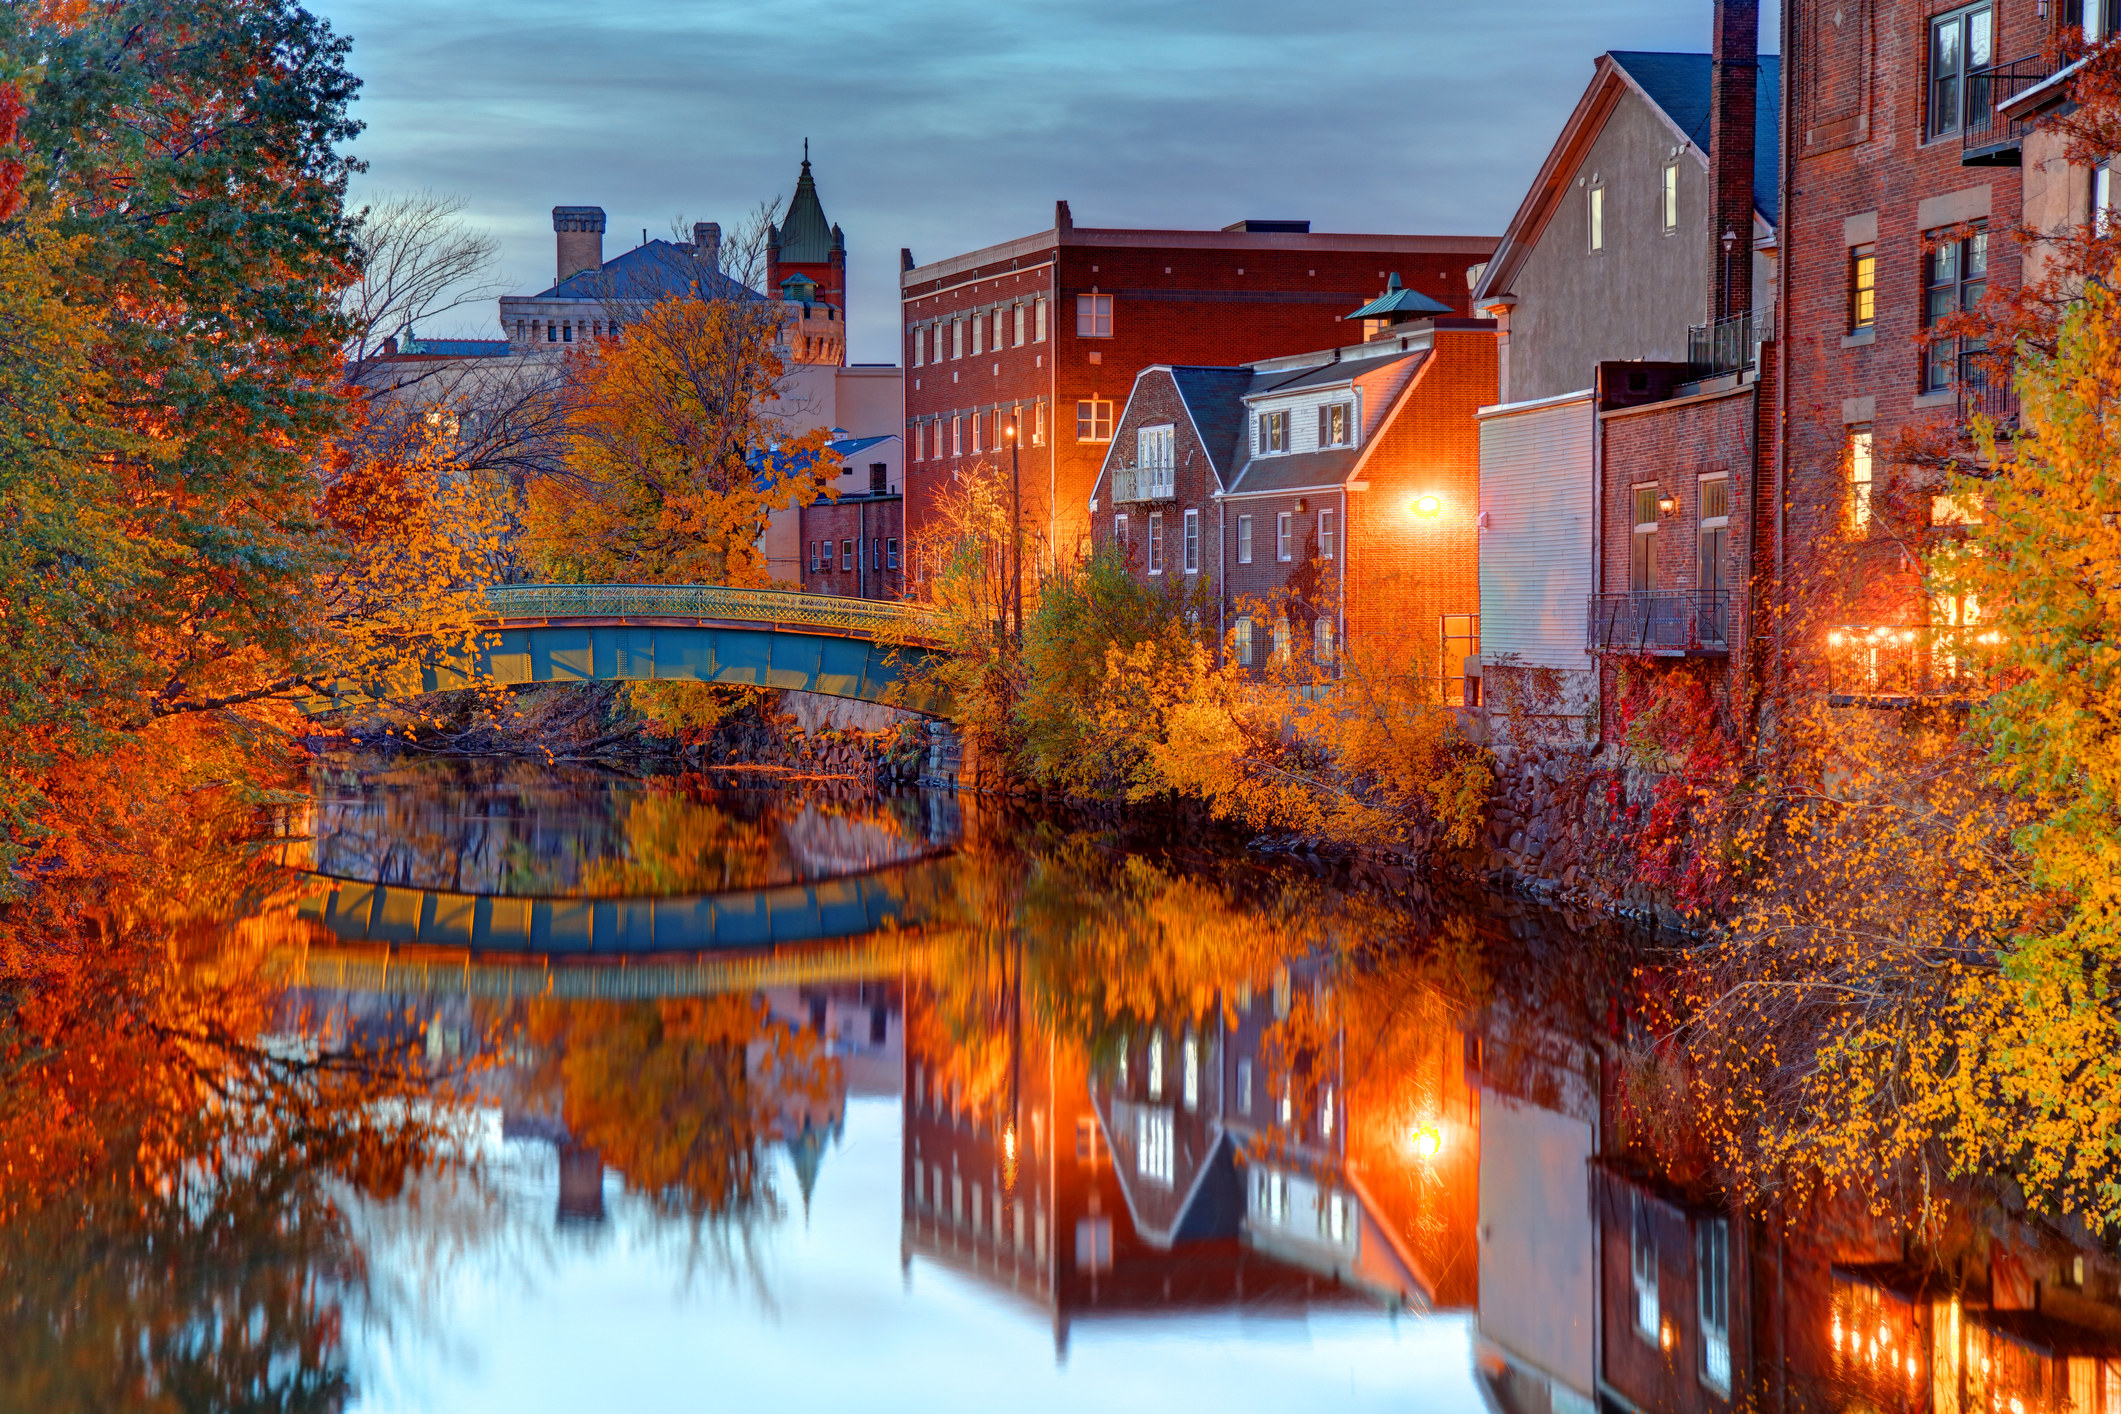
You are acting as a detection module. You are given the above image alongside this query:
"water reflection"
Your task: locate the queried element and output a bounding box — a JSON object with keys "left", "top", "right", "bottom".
{"left": 7, "top": 756, "right": 2121, "bottom": 1412}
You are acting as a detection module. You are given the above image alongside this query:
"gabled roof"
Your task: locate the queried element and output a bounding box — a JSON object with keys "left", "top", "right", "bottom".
{"left": 774, "top": 156, "right": 837, "bottom": 264}
{"left": 1474, "top": 51, "right": 1780, "bottom": 304}
{"left": 528, "top": 238, "right": 759, "bottom": 303}
{"left": 1248, "top": 348, "right": 1421, "bottom": 399}
{"left": 1167, "top": 366, "right": 1257, "bottom": 486}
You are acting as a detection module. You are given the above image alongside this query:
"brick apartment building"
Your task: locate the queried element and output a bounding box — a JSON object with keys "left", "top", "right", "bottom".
{"left": 1778, "top": 0, "right": 2062, "bottom": 699}
{"left": 1087, "top": 288, "right": 1495, "bottom": 691}
{"left": 899, "top": 206, "right": 1495, "bottom": 568}
{"left": 796, "top": 434, "right": 906, "bottom": 600}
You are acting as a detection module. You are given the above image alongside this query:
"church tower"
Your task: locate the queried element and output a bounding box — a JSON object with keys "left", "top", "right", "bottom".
{"left": 768, "top": 141, "right": 847, "bottom": 338}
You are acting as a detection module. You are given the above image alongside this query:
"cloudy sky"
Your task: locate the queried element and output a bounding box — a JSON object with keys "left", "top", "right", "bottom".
{"left": 317, "top": 0, "right": 1779, "bottom": 362}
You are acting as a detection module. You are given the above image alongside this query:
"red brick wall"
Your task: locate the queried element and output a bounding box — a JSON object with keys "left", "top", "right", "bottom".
{"left": 902, "top": 232, "right": 1495, "bottom": 563}
{"left": 1088, "top": 368, "right": 1219, "bottom": 587}
{"left": 798, "top": 496, "right": 904, "bottom": 600}
{"left": 1780, "top": 0, "right": 2044, "bottom": 668}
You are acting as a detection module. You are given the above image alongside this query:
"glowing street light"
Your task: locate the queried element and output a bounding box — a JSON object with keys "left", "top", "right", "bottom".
{"left": 1410, "top": 494, "right": 1443, "bottom": 519}
{"left": 1406, "top": 1123, "right": 1444, "bottom": 1159}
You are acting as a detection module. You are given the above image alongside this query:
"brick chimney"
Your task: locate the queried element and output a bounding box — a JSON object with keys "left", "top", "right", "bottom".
{"left": 1708, "top": 0, "right": 1758, "bottom": 324}
{"left": 692, "top": 221, "right": 721, "bottom": 272}
{"left": 552, "top": 206, "right": 606, "bottom": 284}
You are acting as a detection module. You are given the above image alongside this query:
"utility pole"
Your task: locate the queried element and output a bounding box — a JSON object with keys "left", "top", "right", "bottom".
{"left": 1006, "top": 420, "right": 1024, "bottom": 642}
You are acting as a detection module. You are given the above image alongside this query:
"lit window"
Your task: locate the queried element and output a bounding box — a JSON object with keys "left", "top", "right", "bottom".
{"left": 1258, "top": 409, "right": 1289, "bottom": 453}
{"left": 1182, "top": 1034, "right": 1199, "bottom": 1111}
{"left": 1590, "top": 185, "right": 1605, "bottom": 251}
{"left": 1136, "top": 1109, "right": 1173, "bottom": 1185}
{"left": 1700, "top": 476, "right": 1731, "bottom": 610}
{"left": 1235, "top": 616, "right": 1254, "bottom": 666}
{"left": 1148, "top": 511, "right": 1164, "bottom": 573}
{"left": 1631, "top": 484, "right": 1659, "bottom": 593}
{"left": 1662, "top": 162, "right": 1678, "bottom": 232}
{"left": 1033, "top": 401, "right": 1046, "bottom": 446}
{"left": 1077, "top": 293, "right": 1113, "bottom": 337}
{"left": 1077, "top": 399, "right": 1113, "bottom": 442}
{"left": 1034, "top": 297, "right": 1048, "bottom": 343}
{"left": 1848, "top": 428, "right": 1874, "bottom": 536}
{"left": 1273, "top": 616, "right": 1291, "bottom": 664}
{"left": 1183, "top": 508, "right": 1200, "bottom": 573}
{"left": 1849, "top": 244, "right": 1876, "bottom": 331}
{"left": 1276, "top": 511, "right": 1293, "bottom": 562}
{"left": 1237, "top": 515, "right": 1254, "bottom": 564}
{"left": 1319, "top": 508, "right": 1336, "bottom": 560}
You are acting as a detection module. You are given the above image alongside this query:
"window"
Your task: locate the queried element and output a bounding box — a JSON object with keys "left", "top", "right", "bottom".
{"left": 1237, "top": 1058, "right": 1254, "bottom": 1112}
{"left": 808, "top": 541, "right": 820, "bottom": 572}
{"left": 2098, "top": 164, "right": 2117, "bottom": 229}
{"left": 1077, "top": 293, "right": 1113, "bottom": 337}
{"left": 1631, "top": 1194, "right": 1660, "bottom": 1341}
{"left": 545, "top": 323, "right": 557, "bottom": 343}
{"left": 1590, "top": 184, "right": 1606, "bottom": 251}
{"left": 1314, "top": 615, "right": 1335, "bottom": 665}
{"left": 993, "top": 310, "right": 1006, "bottom": 350}
{"left": 971, "top": 313, "right": 983, "bottom": 356}
{"left": 1320, "top": 1083, "right": 1335, "bottom": 1140}
{"left": 1848, "top": 427, "right": 1874, "bottom": 535}
{"left": 869, "top": 462, "right": 887, "bottom": 493}
{"left": 840, "top": 539, "right": 854, "bottom": 572}
{"left": 1076, "top": 1215, "right": 1113, "bottom": 1271}
{"left": 1318, "top": 402, "right": 1352, "bottom": 447}
{"left": 1442, "top": 614, "right": 1479, "bottom": 705}
{"left": 1137, "top": 1109, "right": 1173, "bottom": 1185}
{"left": 2076, "top": 0, "right": 2121, "bottom": 41}
{"left": 1929, "top": 5, "right": 1994, "bottom": 141}
{"left": 870, "top": 537, "right": 880, "bottom": 571}
{"left": 912, "top": 326, "right": 924, "bottom": 366}
{"left": 1076, "top": 398, "right": 1113, "bottom": 442}
{"left": 1700, "top": 476, "right": 1731, "bottom": 606}
{"left": 951, "top": 416, "right": 962, "bottom": 458}
{"left": 1033, "top": 401, "right": 1047, "bottom": 446}
{"left": 1034, "top": 297, "right": 1048, "bottom": 342}
{"left": 1183, "top": 509, "right": 1200, "bottom": 573}
{"left": 562, "top": 324, "right": 573, "bottom": 343}
{"left": 1924, "top": 226, "right": 1988, "bottom": 392}
{"left": 1148, "top": 511, "right": 1164, "bottom": 573}
{"left": 886, "top": 537, "right": 899, "bottom": 570}
{"left": 1258, "top": 409, "right": 1289, "bottom": 453}
{"left": 1631, "top": 484, "right": 1660, "bottom": 593}
{"left": 1137, "top": 423, "right": 1174, "bottom": 497}
{"left": 1237, "top": 515, "right": 1254, "bottom": 564}
{"left": 971, "top": 412, "right": 982, "bottom": 455}
{"left": 1319, "top": 508, "right": 1336, "bottom": 560}
{"left": 1273, "top": 616, "right": 1291, "bottom": 664}
{"left": 932, "top": 325, "right": 944, "bottom": 363}
{"left": 1699, "top": 1218, "right": 1732, "bottom": 1393}
{"left": 1849, "top": 243, "right": 1876, "bottom": 331}
{"left": 951, "top": 319, "right": 963, "bottom": 359}
{"left": 1235, "top": 616, "right": 1254, "bottom": 666}
{"left": 1013, "top": 303, "right": 1026, "bottom": 346}
{"left": 1662, "top": 162, "right": 1678, "bottom": 232}
{"left": 1182, "top": 1034, "right": 1199, "bottom": 1111}
{"left": 1276, "top": 511, "right": 1293, "bottom": 562}
{"left": 1147, "top": 1031, "right": 1163, "bottom": 1100}
{"left": 1112, "top": 513, "right": 1128, "bottom": 553}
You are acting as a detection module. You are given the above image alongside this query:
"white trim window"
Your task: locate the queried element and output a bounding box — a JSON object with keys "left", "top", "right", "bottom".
{"left": 1033, "top": 400, "right": 1047, "bottom": 446}
{"left": 1182, "top": 509, "right": 1200, "bottom": 573}
{"left": 1137, "top": 423, "right": 1175, "bottom": 498}
{"left": 1590, "top": 184, "right": 1606, "bottom": 251}
{"left": 1137, "top": 1109, "right": 1173, "bottom": 1185}
{"left": 1698, "top": 1217, "right": 1732, "bottom": 1393}
{"left": 1319, "top": 508, "right": 1336, "bottom": 560}
{"left": 1147, "top": 512, "right": 1164, "bottom": 573}
{"left": 1034, "top": 297, "right": 1048, "bottom": 342}
{"left": 1258, "top": 409, "right": 1289, "bottom": 453}
{"left": 1112, "top": 512, "right": 1129, "bottom": 554}
{"left": 1314, "top": 615, "right": 1335, "bottom": 664}
{"left": 1147, "top": 1031, "right": 1164, "bottom": 1100}
{"left": 1237, "top": 515, "right": 1254, "bottom": 564}
{"left": 808, "top": 541, "right": 820, "bottom": 572}
{"left": 912, "top": 325, "right": 925, "bottom": 367}
{"left": 971, "top": 412, "right": 983, "bottom": 455}
{"left": 840, "top": 539, "right": 854, "bottom": 572}
{"left": 1234, "top": 616, "right": 1254, "bottom": 666}
{"left": 1662, "top": 162, "right": 1679, "bottom": 232}
{"left": 1077, "top": 293, "right": 1113, "bottom": 337}
{"left": 1013, "top": 303, "right": 1026, "bottom": 346}
{"left": 951, "top": 318, "right": 964, "bottom": 359}
{"left": 1276, "top": 511, "right": 1293, "bottom": 562}
{"left": 951, "top": 417, "right": 963, "bottom": 458}
{"left": 1273, "top": 616, "right": 1291, "bottom": 664}
{"left": 1077, "top": 399, "right": 1113, "bottom": 443}
{"left": 971, "top": 312, "right": 983, "bottom": 356}
{"left": 1631, "top": 1193, "right": 1660, "bottom": 1341}
{"left": 1317, "top": 402, "right": 1353, "bottom": 447}
{"left": 1182, "top": 1033, "right": 1199, "bottom": 1111}
{"left": 993, "top": 309, "right": 1006, "bottom": 350}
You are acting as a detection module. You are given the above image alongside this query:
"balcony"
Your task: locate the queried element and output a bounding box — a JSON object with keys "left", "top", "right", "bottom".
{"left": 1956, "top": 351, "right": 2019, "bottom": 433}
{"left": 1685, "top": 312, "right": 1759, "bottom": 378}
{"left": 1823, "top": 624, "right": 1993, "bottom": 706}
{"left": 1586, "top": 591, "right": 1730, "bottom": 657}
{"left": 1109, "top": 461, "right": 1176, "bottom": 504}
{"left": 1961, "top": 55, "right": 2055, "bottom": 167}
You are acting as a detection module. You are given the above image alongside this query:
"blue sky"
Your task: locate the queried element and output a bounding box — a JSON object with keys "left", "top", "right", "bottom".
{"left": 318, "top": 0, "right": 1780, "bottom": 362}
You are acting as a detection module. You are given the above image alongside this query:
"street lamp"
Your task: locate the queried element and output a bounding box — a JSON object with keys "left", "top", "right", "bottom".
{"left": 1410, "top": 493, "right": 1443, "bottom": 519}
{"left": 1004, "top": 420, "right": 1023, "bottom": 642}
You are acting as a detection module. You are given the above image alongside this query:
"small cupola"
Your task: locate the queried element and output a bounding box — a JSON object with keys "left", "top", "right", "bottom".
{"left": 1343, "top": 271, "right": 1453, "bottom": 340}
{"left": 779, "top": 272, "right": 821, "bottom": 310}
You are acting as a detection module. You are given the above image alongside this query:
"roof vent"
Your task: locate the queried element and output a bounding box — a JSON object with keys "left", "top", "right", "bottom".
{"left": 1222, "top": 219, "right": 1311, "bottom": 234}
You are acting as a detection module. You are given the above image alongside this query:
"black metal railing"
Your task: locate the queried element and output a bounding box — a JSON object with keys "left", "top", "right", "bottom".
{"left": 1956, "top": 350, "right": 2020, "bottom": 430}
{"left": 1586, "top": 591, "right": 1730, "bottom": 655}
{"left": 1686, "top": 312, "right": 1758, "bottom": 376}
{"left": 1962, "top": 55, "right": 2055, "bottom": 164}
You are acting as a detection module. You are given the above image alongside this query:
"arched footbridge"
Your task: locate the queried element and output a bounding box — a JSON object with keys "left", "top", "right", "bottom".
{"left": 310, "top": 584, "right": 950, "bottom": 715}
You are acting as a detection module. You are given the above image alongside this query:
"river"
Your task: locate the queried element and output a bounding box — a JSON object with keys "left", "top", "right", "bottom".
{"left": 0, "top": 754, "right": 2108, "bottom": 1413}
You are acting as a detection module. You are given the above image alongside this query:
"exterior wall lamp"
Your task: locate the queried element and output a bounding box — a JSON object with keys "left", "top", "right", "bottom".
{"left": 1411, "top": 494, "right": 1443, "bottom": 519}
{"left": 1657, "top": 491, "right": 1678, "bottom": 515}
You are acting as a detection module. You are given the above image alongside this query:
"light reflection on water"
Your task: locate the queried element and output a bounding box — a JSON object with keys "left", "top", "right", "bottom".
{"left": 9, "top": 756, "right": 2120, "bottom": 1414}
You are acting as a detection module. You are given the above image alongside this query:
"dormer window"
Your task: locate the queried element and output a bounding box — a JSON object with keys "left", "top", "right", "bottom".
{"left": 1318, "top": 402, "right": 1353, "bottom": 447}
{"left": 1258, "top": 409, "right": 1289, "bottom": 454}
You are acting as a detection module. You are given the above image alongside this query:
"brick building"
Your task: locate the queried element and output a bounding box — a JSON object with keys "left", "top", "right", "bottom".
{"left": 899, "top": 206, "right": 1495, "bottom": 567}
{"left": 1777, "top": 0, "right": 2060, "bottom": 699}
{"left": 796, "top": 434, "right": 906, "bottom": 600}
{"left": 1086, "top": 291, "right": 1495, "bottom": 691}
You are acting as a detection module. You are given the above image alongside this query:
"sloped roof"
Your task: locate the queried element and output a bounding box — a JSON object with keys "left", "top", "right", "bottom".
{"left": 1608, "top": 52, "right": 1781, "bottom": 224}
{"left": 1166, "top": 366, "right": 1257, "bottom": 485}
{"left": 1224, "top": 446, "right": 1366, "bottom": 496}
{"left": 529, "top": 239, "right": 759, "bottom": 303}
{"left": 774, "top": 158, "right": 836, "bottom": 264}
{"left": 1250, "top": 348, "right": 1422, "bottom": 398}
{"left": 1342, "top": 275, "right": 1454, "bottom": 323}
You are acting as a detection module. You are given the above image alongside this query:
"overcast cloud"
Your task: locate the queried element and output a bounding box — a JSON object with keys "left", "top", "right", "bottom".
{"left": 316, "top": 0, "right": 1780, "bottom": 362}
